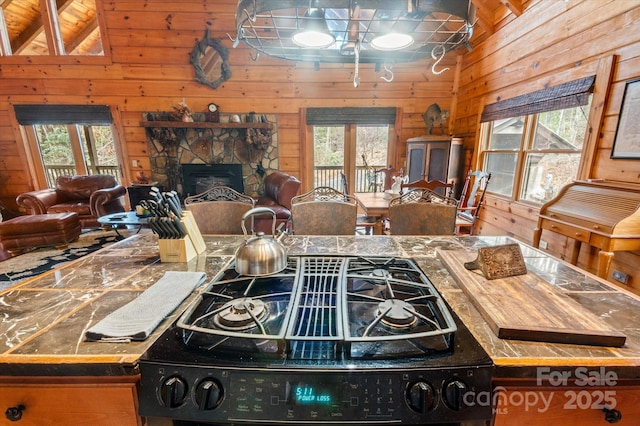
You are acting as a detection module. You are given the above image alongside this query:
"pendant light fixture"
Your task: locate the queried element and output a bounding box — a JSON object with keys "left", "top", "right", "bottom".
{"left": 370, "top": 29, "right": 414, "bottom": 51}
{"left": 292, "top": 8, "right": 336, "bottom": 48}
{"left": 370, "top": 13, "right": 415, "bottom": 51}
{"left": 234, "top": 0, "right": 475, "bottom": 76}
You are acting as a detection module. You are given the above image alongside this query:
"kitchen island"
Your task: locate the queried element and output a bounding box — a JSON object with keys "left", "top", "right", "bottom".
{"left": 1, "top": 233, "right": 639, "bottom": 425}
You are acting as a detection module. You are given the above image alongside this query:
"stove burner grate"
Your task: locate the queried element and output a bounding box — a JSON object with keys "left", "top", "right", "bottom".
{"left": 176, "top": 256, "right": 457, "bottom": 359}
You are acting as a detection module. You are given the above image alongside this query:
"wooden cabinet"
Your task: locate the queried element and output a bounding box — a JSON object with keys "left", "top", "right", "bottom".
{"left": 493, "top": 385, "right": 640, "bottom": 425}
{"left": 0, "top": 376, "right": 142, "bottom": 426}
{"left": 405, "top": 136, "right": 463, "bottom": 197}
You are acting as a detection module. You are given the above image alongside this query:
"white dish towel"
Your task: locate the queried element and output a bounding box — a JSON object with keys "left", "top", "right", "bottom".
{"left": 85, "top": 271, "right": 206, "bottom": 342}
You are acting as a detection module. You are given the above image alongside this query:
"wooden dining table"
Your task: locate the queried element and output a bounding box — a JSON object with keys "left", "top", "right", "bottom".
{"left": 355, "top": 191, "right": 396, "bottom": 234}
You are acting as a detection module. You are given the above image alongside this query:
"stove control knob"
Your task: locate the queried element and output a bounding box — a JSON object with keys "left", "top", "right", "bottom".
{"left": 443, "top": 379, "right": 469, "bottom": 411}
{"left": 195, "top": 379, "right": 223, "bottom": 411}
{"left": 406, "top": 381, "right": 435, "bottom": 413}
{"left": 159, "top": 376, "right": 188, "bottom": 408}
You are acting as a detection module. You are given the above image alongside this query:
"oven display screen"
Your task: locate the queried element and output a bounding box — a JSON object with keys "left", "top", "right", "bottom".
{"left": 288, "top": 381, "right": 334, "bottom": 405}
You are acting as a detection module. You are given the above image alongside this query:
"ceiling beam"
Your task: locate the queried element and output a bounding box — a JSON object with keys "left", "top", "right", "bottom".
{"left": 11, "top": 15, "right": 44, "bottom": 54}
{"left": 502, "top": 0, "right": 523, "bottom": 16}
{"left": 469, "top": 0, "right": 496, "bottom": 35}
{"left": 64, "top": 15, "right": 98, "bottom": 54}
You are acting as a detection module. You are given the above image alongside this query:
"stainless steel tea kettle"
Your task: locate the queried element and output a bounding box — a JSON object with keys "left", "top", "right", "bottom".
{"left": 234, "top": 207, "right": 287, "bottom": 276}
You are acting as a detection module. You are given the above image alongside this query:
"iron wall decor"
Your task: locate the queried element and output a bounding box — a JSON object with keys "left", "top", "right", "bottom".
{"left": 190, "top": 29, "right": 232, "bottom": 89}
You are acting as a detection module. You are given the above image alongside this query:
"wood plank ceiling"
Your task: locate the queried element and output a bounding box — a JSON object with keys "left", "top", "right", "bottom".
{"left": 0, "top": 0, "right": 519, "bottom": 56}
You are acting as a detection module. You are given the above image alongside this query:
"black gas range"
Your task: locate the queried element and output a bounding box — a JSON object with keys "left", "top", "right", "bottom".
{"left": 139, "top": 256, "right": 494, "bottom": 425}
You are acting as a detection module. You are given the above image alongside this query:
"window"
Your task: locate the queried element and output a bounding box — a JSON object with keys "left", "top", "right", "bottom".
{"left": 33, "top": 124, "right": 120, "bottom": 186}
{"left": 478, "top": 76, "right": 595, "bottom": 205}
{"left": 313, "top": 124, "right": 390, "bottom": 192}
{"left": 482, "top": 116, "right": 526, "bottom": 197}
{"left": 15, "top": 105, "right": 123, "bottom": 188}
{"left": 480, "top": 100, "right": 592, "bottom": 204}
{"left": 0, "top": 0, "right": 104, "bottom": 56}
{"left": 306, "top": 107, "right": 397, "bottom": 194}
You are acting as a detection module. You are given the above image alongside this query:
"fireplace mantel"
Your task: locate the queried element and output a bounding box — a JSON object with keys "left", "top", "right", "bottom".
{"left": 140, "top": 121, "right": 272, "bottom": 130}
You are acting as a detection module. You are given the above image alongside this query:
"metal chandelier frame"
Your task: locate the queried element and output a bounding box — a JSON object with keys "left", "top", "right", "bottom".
{"left": 233, "top": 0, "right": 475, "bottom": 68}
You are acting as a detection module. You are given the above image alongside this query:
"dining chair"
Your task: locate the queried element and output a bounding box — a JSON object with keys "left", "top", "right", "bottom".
{"left": 456, "top": 170, "right": 491, "bottom": 235}
{"left": 341, "top": 172, "right": 376, "bottom": 235}
{"left": 290, "top": 186, "right": 357, "bottom": 235}
{"left": 400, "top": 178, "right": 454, "bottom": 197}
{"left": 374, "top": 166, "right": 401, "bottom": 192}
{"left": 455, "top": 171, "right": 492, "bottom": 235}
{"left": 184, "top": 185, "right": 255, "bottom": 234}
{"left": 388, "top": 188, "right": 457, "bottom": 235}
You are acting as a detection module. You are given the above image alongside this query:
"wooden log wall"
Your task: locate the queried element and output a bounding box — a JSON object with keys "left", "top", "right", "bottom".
{"left": 455, "top": 0, "right": 640, "bottom": 292}
{"left": 0, "top": 0, "right": 456, "bottom": 213}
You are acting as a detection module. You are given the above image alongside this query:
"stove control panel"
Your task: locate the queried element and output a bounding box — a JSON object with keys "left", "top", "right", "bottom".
{"left": 139, "top": 363, "right": 493, "bottom": 424}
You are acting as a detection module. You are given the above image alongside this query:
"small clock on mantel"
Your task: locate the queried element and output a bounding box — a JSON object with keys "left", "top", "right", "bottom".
{"left": 207, "top": 102, "right": 220, "bottom": 123}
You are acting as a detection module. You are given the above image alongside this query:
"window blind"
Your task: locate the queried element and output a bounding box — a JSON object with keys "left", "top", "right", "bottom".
{"left": 14, "top": 105, "right": 112, "bottom": 125}
{"left": 306, "top": 107, "right": 397, "bottom": 125}
{"left": 480, "top": 76, "right": 595, "bottom": 122}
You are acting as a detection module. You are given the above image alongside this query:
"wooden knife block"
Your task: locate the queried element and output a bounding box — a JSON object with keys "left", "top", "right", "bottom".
{"left": 158, "top": 211, "right": 206, "bottom": 262}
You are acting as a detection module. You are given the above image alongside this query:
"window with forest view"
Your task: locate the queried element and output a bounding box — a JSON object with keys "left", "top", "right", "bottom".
{"left": 480, "top": 98, "right": 592, "bottom": 204}
{"left": 34, "top": 124, "right": 119, "bottom": 187}
{"left": 313, "top": 125, "right": 390, "bottom": 193}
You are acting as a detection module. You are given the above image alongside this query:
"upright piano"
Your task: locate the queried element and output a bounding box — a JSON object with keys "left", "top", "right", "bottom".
{"left": 533, "top": 180, "right": 640, "bottom": 279}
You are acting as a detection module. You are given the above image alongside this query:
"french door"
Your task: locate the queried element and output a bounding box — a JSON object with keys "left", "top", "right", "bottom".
{"left": 312, "top": 124, "right": 391, "bottom": 194}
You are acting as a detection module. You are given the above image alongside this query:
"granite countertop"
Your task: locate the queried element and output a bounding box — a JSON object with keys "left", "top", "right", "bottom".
{"left": 1, "top": 233, "right": 640, "bottom": 380}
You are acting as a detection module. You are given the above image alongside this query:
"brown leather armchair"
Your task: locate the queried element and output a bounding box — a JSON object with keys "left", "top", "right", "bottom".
{"left": 16, "top": 174, "right": 126, "bottom": 228}
{"left": 253, "top": 172, "right": 301, "bottom": 234}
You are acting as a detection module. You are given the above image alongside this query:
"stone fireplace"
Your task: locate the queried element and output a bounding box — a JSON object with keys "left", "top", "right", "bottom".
{"left": 143, "top": 113, "right": 278, "bottom": 198}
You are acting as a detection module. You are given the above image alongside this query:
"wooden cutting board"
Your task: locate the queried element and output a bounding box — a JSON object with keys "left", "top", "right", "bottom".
{"left": 438, "top": 249, "right": 626, "bottom": 347}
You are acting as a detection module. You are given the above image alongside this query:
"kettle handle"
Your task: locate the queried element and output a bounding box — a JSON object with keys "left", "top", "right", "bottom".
{"left": 241, "top": 207, "right": 277, "bottom": 237}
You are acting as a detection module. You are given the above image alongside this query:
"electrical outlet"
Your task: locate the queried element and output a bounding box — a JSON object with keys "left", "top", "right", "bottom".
{"left": 539, "top": 240, "right": 548, "bottom": 250}
{"left": 132, "top": 159, "right": 139, "bottom": 167}
{"left": 612, "top": 270, "right": 629, "bottom": 284}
